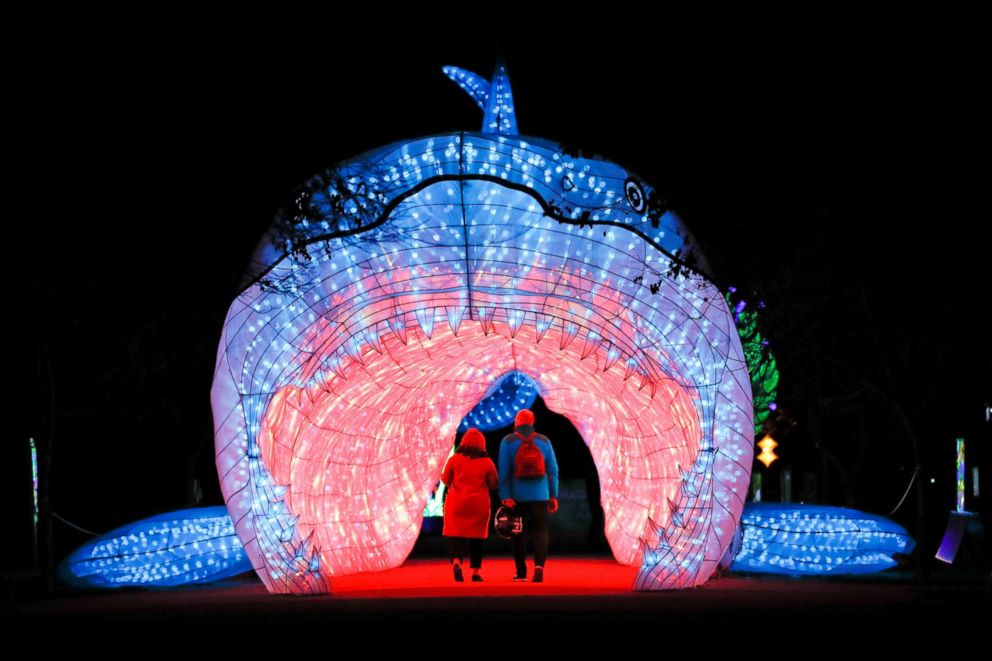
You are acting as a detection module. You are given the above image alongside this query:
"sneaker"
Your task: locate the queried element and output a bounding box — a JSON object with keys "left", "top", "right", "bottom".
{"left": 532, "top": 566, "right": 544, "bottom": 583}
{"left": 453, "top": 564, "right": 464, "bottom": 582}
{"left": 471, "top": 574, "right": 484, "bottom": 582}
{"left": 512, "top": 571, "right": 528, "bottom": 581}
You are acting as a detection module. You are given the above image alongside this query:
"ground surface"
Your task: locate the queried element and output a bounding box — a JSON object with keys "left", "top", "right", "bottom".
{"left": 5, "top": 556, "right": 989, "bottom": 639}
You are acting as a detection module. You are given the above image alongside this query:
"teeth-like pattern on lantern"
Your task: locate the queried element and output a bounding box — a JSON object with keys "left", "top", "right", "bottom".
{"left": 212, "top": 129, "right": 753, "bottom": 595}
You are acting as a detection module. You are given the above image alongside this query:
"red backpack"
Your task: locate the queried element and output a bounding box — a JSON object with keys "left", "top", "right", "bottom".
{"left": 513, "top": 431, "right": 546, "bottom": 478}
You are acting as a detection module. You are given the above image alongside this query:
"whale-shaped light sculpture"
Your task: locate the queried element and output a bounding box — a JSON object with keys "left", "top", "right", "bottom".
{"left": 211, "top": 61, "right": 754, "bottom": 593}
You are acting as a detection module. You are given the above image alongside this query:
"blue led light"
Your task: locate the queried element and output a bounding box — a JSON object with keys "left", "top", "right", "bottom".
{"left": 729, "top": 502, "right": 916, "bottom": 575}
{"left": 57, "top": 506, "right": 252, "bottom": 589}
{"left": 456, "top": 370, "right": 539, "bottom": 433}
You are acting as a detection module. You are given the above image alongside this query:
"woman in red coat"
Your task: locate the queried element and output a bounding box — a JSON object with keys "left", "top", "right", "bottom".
{"left": 441, "top": 427, "right": 498, "bottom": 582}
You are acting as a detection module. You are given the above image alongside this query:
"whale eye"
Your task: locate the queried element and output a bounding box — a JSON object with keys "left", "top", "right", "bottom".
{"left": 625, "top": 179, "right": 646, "bottom": 213}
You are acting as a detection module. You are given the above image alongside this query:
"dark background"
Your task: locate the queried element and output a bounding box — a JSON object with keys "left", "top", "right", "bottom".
{"left": 8, "top": 19, "right": 989, "bottom": 576}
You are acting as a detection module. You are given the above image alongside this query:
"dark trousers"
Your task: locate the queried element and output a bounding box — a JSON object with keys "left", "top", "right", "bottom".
{"left": 512, "top": 501, "right": 549, "bottom": 574}
{"left": 450, "top": 537, "right": 484, "bottom": 569}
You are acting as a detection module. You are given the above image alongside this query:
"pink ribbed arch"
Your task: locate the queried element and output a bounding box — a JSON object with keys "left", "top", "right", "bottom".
{"left": 258, "top": 316, "right": 700, "bottom": 577}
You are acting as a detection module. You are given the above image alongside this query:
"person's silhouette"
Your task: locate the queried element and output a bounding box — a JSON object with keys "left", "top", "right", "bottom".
{"left": 441, "top": 427, "right": 498, "bottom": 582}
{"left": 498, "top": 408, "right": 559, "bottom": 582}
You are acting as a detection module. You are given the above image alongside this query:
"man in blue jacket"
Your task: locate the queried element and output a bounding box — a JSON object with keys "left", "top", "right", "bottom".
{"left": 499, "top": 408, "right": 559, "bottom": 582}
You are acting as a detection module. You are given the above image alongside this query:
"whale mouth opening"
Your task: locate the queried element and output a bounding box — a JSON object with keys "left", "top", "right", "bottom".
{"left": 250, "top": 179, "right": 700, "bottom": 576}
{"left": 258, "top": 311, "right": 700, "bottom": 576}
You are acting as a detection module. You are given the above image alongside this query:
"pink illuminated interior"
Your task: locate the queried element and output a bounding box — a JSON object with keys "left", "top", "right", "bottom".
{"left": 258, "top": 313, "right": 700, "bottom": 577}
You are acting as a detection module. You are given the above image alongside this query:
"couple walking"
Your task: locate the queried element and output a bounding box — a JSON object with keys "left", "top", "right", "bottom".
{"left": 440, "top": 409, "right": 559, "bottom": 582}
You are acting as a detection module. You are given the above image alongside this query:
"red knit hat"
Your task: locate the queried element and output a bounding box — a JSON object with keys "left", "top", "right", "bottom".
{"left": 460, "top": 427, "right": 487, "bottom": 451}
{"left": 514, "top": 409, "right": 535, "bottom": 427}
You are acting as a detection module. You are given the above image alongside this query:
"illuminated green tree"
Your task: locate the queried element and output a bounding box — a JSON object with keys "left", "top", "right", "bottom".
{"left": 725, "top": 289, "right": 779, "bottom": 435}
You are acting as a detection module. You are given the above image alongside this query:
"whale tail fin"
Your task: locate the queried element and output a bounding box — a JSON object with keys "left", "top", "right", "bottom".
{"left": 443, "top": 58, "right": 518, "bottom": 136}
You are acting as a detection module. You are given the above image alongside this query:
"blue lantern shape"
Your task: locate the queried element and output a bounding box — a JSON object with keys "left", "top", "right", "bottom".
{"left": 57, "top": 506, "right": 252, "bottom": 589}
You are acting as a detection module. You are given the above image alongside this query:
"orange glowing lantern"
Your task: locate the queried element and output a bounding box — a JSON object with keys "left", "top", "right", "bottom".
{"left": 757, "top": 435, "right": 779, "bottom": 468}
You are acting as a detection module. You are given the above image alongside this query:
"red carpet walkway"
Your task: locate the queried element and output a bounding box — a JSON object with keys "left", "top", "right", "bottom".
{"left": 330, "top": 557, "right": 640, "bottom": 597}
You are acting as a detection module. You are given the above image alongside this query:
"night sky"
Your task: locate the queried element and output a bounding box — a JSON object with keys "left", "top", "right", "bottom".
{"left": 10, "top": 24, "right": 989, "bottom": 569}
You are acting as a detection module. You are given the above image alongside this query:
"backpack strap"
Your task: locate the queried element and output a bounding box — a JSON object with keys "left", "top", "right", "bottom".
{"left": 515, "top": 431, "right": 537, "bottom": 443}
